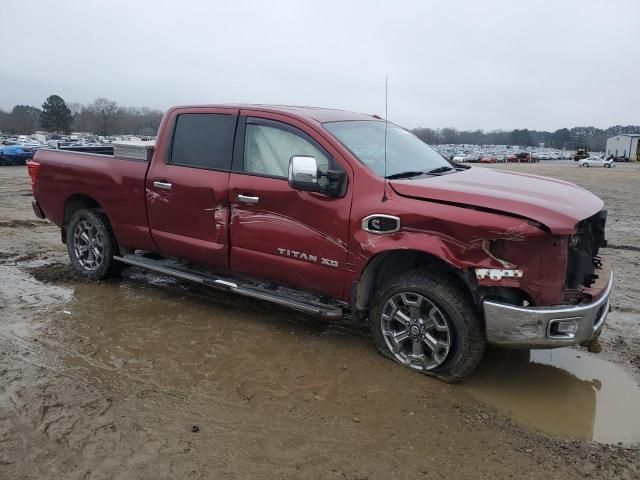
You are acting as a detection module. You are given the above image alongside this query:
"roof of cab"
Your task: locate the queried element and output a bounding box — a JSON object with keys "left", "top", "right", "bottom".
{"left": 172, "top": 104, "right": 381, "bottom": 123}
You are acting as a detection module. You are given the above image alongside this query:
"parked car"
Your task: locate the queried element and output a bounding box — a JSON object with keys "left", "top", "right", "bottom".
{"left": 0, "top": 146, "right": 34, "bottom": 165}
{"left": 28, "top": 104, "right": 612, "bottom": 383}
{"left": 452, "top": 154, "right": 467, "bottom": 162}
{"left": 1, "top": 137, "right": 18, "bottom": 146}
{"left": 610, "top": 155, "right": 630, "bottom": 163}
{"left": 480, "top": 156, "right": 496, "bottom": 163}
{"left": 517, "top": 152, "right": 536, "bottom": 163}
{"left": 578, "top": 157, "right": 614, "bottom": 168}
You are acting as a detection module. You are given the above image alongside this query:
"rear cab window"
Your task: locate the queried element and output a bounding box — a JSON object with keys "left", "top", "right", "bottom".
{"left": 169, "top": 113, "right": 236, "bottom": 170}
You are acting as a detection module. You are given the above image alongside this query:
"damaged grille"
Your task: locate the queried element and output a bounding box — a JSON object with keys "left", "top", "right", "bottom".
{"left": 566, "top": 210, "right": 607, "bottom": 289}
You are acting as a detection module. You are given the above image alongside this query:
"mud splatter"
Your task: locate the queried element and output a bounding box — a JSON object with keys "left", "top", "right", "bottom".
{"left": 0, "top": 220, "right": 50, "bottom": 228}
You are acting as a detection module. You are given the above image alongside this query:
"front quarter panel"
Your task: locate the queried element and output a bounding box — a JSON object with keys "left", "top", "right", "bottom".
{"left": 346, "top": 187, "right": 567, "bottom": 306}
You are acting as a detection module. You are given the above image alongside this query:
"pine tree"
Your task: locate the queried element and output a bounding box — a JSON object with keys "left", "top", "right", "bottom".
{"left": 40, "top": 95, "right": 73, "bottom": 133}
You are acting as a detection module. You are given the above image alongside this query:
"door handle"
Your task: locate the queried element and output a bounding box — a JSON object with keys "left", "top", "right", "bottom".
{"left": 237, "top": 194, "right": 259, "bottom": 204}
{"left": 153, "top": 180, "right": 172, "bottom": 190}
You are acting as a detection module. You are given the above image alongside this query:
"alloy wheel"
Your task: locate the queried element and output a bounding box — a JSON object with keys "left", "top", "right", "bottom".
{"left": 73, "top": 220, "right": 104, "bottom": 271}
{"left": 380, "top": 292, "right": 452, "bottom": 371}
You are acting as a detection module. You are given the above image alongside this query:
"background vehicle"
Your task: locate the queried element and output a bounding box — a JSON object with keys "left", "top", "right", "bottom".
{"left": 452, "top": 154, "right": 467, "bottom": 162}
{"left": 480, "top": 156, "right": 496, "bottom": 163}
{"left": 27, "top": 105, "right": 612, "bottom": 383}
{"left": 610, "top": 154, "right": 631, "bottom": 163}
{"left": 579, "top": 157, "right": 614, "bottom": 168}
{"left": 574, "top": 146, "right": 589, "bottom": 161}
{"left": 0, "top": 146, "right": 34, "bottom": 165}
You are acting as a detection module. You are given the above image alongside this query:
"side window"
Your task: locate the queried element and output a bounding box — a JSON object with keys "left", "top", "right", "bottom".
{"left": 244, "top": 123, "right": 330, "bottom": 178}
{"left": 169, "top": 113, "right": 236, "bottom": 170}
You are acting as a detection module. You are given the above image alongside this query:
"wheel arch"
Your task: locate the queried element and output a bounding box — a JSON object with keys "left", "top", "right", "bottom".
{"left": 61, "top": 194, "right": 105, "bottom": 244}
{"left": 353, "top": 249, "right": 477, "bottom": 319}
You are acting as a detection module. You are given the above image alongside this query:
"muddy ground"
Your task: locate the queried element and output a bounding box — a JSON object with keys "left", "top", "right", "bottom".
{"left": 1, "top": 162, "right": 639, "bottom": 479}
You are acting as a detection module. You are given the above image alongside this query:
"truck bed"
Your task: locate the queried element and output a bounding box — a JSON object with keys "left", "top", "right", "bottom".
{"left": 33, "top": 148, "right": 156, "bottom": 251}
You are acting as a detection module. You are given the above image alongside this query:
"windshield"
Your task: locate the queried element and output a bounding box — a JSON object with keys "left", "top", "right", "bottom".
{"left": 323, "top": 120, "right": 452, "bottom": 178}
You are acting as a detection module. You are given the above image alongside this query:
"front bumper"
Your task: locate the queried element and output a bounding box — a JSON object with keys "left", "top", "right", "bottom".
{"left": 483, "top": 271, "right": 613, "bottom": 348}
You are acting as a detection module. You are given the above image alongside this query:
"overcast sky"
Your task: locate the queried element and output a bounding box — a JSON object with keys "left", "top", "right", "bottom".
{"left": 1, "top": 0, "right": 638, "bottom": 130}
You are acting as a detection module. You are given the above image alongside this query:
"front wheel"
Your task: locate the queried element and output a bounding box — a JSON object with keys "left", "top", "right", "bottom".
{"left": 604, "top": 163, "right": 611, "bottom": 168}
{"left": 370, "top": 270, "right": 485, "bottom": 383}
{"left": 66, "top": 209, "right": 122, "bottom": 280}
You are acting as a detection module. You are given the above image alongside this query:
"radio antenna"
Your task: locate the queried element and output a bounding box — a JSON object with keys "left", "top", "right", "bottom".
{"left": 382, "top": 76, "right": 389, "bottom": 202}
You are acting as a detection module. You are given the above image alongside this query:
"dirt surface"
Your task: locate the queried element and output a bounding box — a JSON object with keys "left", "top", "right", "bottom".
{"left": 1, "top": 163, "right": 639, "bottom": 479}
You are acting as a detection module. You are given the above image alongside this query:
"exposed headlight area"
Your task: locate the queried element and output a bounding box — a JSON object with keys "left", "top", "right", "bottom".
{"left": 567, "top": 210, "right": 608, "bottom": 289}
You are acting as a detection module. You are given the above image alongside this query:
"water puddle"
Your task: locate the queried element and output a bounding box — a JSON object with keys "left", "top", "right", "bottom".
{"left": 0, "top": 264, "right": 73, "bottom": 338}
{"left": 462, "top": 348, "right": 640, "bottom": 444}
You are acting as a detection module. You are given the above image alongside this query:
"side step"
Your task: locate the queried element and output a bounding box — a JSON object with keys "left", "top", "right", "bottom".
{"left": 114, "top": 254, "right": 345, "bottom": 319}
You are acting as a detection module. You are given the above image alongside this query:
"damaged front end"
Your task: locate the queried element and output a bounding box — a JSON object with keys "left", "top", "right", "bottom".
{"left": 384, "top": 169, "right": 613, "bottom": 350}
{"left": 481, "top": 210, "right": 613, "bottom": 349}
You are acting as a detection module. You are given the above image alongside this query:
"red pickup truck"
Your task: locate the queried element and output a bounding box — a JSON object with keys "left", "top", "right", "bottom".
{"left": 27, "top": 105, "right": 613, "bottom": 382}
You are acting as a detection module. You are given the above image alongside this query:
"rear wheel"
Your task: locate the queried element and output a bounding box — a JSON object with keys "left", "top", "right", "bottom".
{"left": 370, "top": 270, "right": 485, "bottom": 383}
{"left": 66, "top": 209, "right": 122, "bottom": 280}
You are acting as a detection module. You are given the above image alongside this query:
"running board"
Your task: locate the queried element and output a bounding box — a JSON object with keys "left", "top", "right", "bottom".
{"left": 114, "top": 254, "right": 344, "bottom": 319}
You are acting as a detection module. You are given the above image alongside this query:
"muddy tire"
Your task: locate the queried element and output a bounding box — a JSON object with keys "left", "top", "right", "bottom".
{"left": 66, "top": 209, "right": 123, "bottom": 280}
{"left": 370, "top": 270, "right": 485, "bottom": 383}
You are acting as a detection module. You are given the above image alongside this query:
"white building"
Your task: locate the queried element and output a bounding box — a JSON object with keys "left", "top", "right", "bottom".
{"left": 606, "top": 134, "right": 640, "bottom": 161}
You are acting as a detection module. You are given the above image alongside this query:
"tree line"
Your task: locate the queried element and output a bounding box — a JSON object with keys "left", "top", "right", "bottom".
{"left": 1, "top": 94, "right": 638, "bottom": 150}
{"left": 0, "top": 95, "right": 163, "bottom": 137}
{"left": 412, "top": 125, "right": 640, "bottom": 151}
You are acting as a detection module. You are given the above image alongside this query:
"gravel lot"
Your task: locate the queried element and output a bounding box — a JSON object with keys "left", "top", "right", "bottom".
{"left": 0, "top": 161, "right": 639, "bottom": 479}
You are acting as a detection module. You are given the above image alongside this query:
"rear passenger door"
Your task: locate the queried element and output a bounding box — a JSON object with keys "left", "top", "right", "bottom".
{"left": 146, "top": 107, "right": 238, "bottom": 269}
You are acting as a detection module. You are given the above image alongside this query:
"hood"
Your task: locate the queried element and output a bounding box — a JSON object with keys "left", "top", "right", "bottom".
{"left": 390, "top": 167, "right": 604, "bottom": 235}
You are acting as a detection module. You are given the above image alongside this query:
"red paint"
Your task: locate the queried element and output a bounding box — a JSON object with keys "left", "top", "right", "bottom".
{"left": 32, "top": 105, "right": 609, "bottom": 308}
{"left": 33, "top": 149, "right": 156, "bottom": 251}
{"left": 145, "top": 106, "right": 237, "bottom": 268}
{"left": 390, "top": 168, "right": 603, "bottom": 235}
{"left": 26, "top": 160, "right": 40, "bottom": 193}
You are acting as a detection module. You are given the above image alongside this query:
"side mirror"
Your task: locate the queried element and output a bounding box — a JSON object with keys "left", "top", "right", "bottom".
{"left": 288, "top": 155, "right": 320, "bottom": 192}
{"left": 288, "top": 155, "right": 347, "bottom": 197}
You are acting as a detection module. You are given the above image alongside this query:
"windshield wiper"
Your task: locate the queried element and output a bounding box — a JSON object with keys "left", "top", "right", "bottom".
{"left": 386, "top": 166, "right": 457, "bottom": 180}
{"left": 385, "top": 170, "right": 426, "bottom": 179}
{"left": 425, "top": 166, "right": 455, "bottom": 174}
